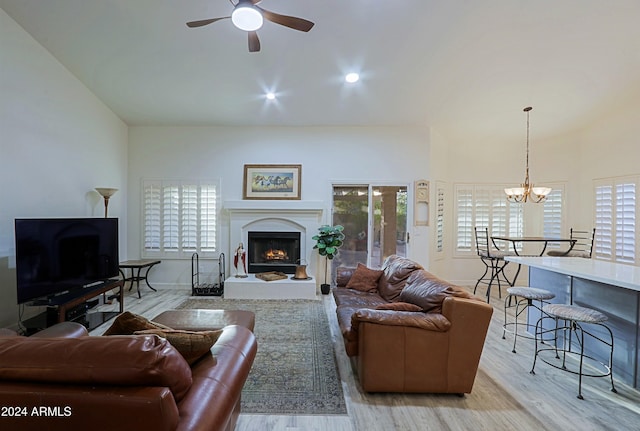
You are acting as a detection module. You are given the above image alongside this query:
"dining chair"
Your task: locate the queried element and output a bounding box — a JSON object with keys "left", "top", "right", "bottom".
{"left": 474, "top": 227, "right": 515, "bottom": 302}
{"left": 547, "top": 228, "right": 596, "bottom": 258}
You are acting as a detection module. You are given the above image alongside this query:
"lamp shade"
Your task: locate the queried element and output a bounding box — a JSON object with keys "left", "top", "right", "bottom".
{"left": 95, "top": 187, "right": 118, "bottom": 198}
{"left": 95, "top": 188, "right": 118, "bottom": 218}
{"left": 231, "top": 3, "right": 263, "bottom": 31}
{"left": 532, "top": 187, "right": 552, "bottom": 197}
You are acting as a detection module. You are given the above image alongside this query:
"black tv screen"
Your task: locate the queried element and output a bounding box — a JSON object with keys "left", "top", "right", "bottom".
{"left": 15, "top": 218, "right": 119, "bottom": 304}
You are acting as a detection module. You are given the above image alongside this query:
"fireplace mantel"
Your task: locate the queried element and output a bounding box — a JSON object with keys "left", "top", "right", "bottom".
{"left": 224, "top": 201, "right": 326, "bottom": 289}
{"left": 224, "top": 200, "right": 325, "bottom": 213}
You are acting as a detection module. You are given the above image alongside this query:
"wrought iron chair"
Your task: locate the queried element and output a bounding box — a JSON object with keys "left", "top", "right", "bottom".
{"left": 547, "top": 228, "right": 595, "bottom": 258}
{"left": 474, "top": 227, "right": 515, "bottom": 302}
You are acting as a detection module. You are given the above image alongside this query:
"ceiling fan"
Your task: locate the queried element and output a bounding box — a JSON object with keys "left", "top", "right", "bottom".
{"left": 186, "top": 0, "right": 315, "bottom": 53}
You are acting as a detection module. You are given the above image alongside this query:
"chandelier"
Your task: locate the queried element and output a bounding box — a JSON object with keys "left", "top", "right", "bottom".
{"left": 504, "top": 107, "right": 551, "bottom": 203}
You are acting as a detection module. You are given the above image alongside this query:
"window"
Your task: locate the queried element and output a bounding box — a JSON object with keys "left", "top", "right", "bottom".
{"left": 455, "top": 184, "right": 523, "bottom": 255}
{"left": 594, "top": 177, "right": 637, "bottom": 264}
{"left": 142, "top": 179, "right": 219, "bottom": 258}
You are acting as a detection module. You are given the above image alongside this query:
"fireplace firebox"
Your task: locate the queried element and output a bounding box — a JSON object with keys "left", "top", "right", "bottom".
{"left": 247, "top": 231, "right": 301, "bottom": 274}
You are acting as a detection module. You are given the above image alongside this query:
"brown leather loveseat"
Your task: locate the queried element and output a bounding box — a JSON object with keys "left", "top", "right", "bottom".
{"left": 0, "top": 316, "right": 257, "bottom": 431}
{"left": 333, "top": 255, "right": 493, "bottom": 394}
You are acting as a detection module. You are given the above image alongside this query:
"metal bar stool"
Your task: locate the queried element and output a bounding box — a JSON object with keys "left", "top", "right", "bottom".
{"left": 502, "top": 286, "right": 556, "bottom": 353}
{"left": 473, "top": 227, "right": 515, "bottom": 302}
{"left": 530, "top": 303, "right": 617, "bottom": 400}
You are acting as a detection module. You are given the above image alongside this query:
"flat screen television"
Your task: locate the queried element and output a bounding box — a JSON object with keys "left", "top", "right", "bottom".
{"left": 14, "top": 218, "right": 119, "bottom": 304}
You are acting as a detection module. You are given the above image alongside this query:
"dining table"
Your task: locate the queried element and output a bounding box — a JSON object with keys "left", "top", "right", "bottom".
{"left": 489, "top": 236, "right": 577, "bottom": 285}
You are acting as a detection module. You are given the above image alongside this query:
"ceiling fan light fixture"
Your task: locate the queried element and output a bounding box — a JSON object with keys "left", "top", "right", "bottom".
{"left": 345, "top": 72, "right": 360, "bottom": 83}
{"left": 232, "top": 3, "right": 263, "bottom": 31}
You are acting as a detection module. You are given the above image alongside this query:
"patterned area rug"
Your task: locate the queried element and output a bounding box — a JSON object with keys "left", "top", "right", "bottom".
{"left": 177, "top": 298, "right": 347, "bottom": 415}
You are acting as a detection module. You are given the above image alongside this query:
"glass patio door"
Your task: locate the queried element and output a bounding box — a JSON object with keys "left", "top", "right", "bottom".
{"left": 331, "top": 184, "right": 408, "bottom": 273}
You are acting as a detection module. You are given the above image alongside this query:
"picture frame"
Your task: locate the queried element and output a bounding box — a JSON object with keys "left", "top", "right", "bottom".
{"left": 243, "top": 164, "right": 302, "bottom": 200}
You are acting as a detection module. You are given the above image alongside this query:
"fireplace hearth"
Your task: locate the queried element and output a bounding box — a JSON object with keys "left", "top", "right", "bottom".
{"left": 247, "top": 231, "right": 301, "bottom": 274}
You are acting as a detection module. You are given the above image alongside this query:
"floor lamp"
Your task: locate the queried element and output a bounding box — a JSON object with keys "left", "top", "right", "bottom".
{"left": 95, "top": 188, "right": 118, "bottom": 218}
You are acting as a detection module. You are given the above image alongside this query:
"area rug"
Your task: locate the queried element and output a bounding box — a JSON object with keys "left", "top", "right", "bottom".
{"left": 176, "top": 298, "right": 348, "bottom": 415}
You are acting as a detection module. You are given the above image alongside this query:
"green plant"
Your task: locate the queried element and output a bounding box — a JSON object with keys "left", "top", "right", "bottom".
{"left": 313, "top": 225, "right": 345, "bottom": 291}
{"left": 313, "top": 224, "right": 345, "bottom": 260}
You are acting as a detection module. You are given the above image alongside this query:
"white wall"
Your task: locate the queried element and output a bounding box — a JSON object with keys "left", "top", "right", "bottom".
{"left": 0, "top": 10, "right": 128, "bottom": 328}
{"left": 127, "top": 125, "right": 431, "bottom": 287}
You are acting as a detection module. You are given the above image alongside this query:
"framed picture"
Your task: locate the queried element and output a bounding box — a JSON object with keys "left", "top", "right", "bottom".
{"left": 243, "top": 164, "right": 302, "bottom": 200}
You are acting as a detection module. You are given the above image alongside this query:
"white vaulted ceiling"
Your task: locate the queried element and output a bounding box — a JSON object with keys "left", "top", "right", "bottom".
{"left": 2, "top": 0, "right": 640, "bottom": 143}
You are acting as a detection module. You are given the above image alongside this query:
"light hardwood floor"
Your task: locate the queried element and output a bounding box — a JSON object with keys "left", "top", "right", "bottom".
{"left": 91, "top": 285, "right": 640, "bottom": 431}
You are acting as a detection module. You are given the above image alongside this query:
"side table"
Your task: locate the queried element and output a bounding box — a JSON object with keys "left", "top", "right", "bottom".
{"left": 119, "top": 260, "right": 161, "bottom": 298}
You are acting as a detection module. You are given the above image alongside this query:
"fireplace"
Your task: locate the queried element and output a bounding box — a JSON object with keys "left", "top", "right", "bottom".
{"left": 247, "top": 231, "right": 301, "bottom": 274}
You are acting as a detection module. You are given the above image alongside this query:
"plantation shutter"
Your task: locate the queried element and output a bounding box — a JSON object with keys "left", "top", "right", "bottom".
{"left": 543, "top": 188, "right": 564, "bottom": 249}
{"left": 182, "top": 184, "right": 198, "bottom": 252}
{"left": 594, "top": 184, "right": 613, "bottom": 259}
{"left": 490, "top": 190, "right": 507, "bottom": 237}
{"left": 143, "top": 181, "right": 161, "bottom": 252}
{"left": 200, "top": 185, "right": 218, "bottom": 253}
{"left": 594, "top": 177, "right": 637, "bottom": 264}
{"left": 163, "top": 184, "right": 179, "bottom": 253}
{"left": 475, "top": 189, "right": 491, "bottom": 231}
{"left": 455, "top": 184, "right": 523, "bottom": 255}
{"left": 455, "top": 186, "right": 473, "bottom": 252}
{"left": 615, "top": 182, "right": 636, "bottom": 263}
{"left": 142, "top": 179, "right": 219, "bottom": 258}
{"left": 436, "top": 185, "right": 445, "bottom": 253}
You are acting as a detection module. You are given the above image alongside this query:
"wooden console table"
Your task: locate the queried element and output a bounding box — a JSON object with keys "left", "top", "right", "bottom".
{"left": 22, "top": 279, "right": 124, "bottom": 334}
{"left": 119, "top": 260, "right": 161, "bottom": 298}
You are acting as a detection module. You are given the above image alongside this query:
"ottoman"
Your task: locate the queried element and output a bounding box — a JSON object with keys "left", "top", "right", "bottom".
{"left": 153, "top": 309, "right": 255, "bottom": 332}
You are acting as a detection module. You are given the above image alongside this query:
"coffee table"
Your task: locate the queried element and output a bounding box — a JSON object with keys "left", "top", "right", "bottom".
{"left": 152, "top": 309, "right": 255, "bottom": 332}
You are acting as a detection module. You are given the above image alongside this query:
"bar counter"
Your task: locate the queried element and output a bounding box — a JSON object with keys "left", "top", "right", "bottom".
{"left": 506, "top": 256, "right": 640, "bottom": 389}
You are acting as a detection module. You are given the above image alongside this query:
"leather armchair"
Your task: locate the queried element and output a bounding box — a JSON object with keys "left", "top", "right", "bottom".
{"left": 0, "top": 320, "right": 256, "bottom": 431}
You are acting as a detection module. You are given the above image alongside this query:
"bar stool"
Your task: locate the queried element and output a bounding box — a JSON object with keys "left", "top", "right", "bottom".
{"left": 502, "top": 286, "right": 556, "bottom": 353}
{"left": 530, "top": 303, "right": 617, "bottom": 400}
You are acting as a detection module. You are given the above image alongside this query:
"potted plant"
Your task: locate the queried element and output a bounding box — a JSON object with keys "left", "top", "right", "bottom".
{"left": 313, "top": 224, "right": 345, "bottom": 294}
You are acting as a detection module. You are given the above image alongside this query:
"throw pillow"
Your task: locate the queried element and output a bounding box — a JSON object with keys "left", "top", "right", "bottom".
{"left": 375, "top": 302, "right": 423, "bottom": 312}
{"left": 346, "top": 263, "right": 383, "bottom": 293}
{"left": 103, "top": 311, "right": 172, "bottom": 336}
{"left": 399, "top": 270, "right": 474, "bottom": 313}
{"left": 377, "top": 255, "right": 424, "bottom": 301}
{"left": 135, "top": 329, "right": 223, "bottom": 365}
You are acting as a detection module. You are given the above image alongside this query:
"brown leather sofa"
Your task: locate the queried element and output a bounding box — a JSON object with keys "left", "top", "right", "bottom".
{"left": 333, "top": 255, "right": 493, "bottom": 394}
{"left": 0, "top": 314, "right": 257, "bottom": 431}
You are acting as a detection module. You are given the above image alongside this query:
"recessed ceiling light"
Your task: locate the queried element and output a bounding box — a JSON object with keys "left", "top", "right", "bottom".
{"left": 345, "top": 72, "right": 360, "bottom": 83}
{"left": 266, "top": 92, "right": 276, "bottom": 100}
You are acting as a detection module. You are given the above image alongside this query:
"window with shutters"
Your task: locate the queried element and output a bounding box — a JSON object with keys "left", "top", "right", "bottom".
{"left": 594, "top": 176, "right": 637, "bottom": 264}
{"left": 142, "top": 179, "right": 219, "bottom": 259}
{"left": 435, "top": 183, "right": 445, "bottom": 253}
{"left": 543, "top": 187, "right": 565, "bottom": 250}
{"left": 454, "top": 184, "right": 524, "bottom": 256}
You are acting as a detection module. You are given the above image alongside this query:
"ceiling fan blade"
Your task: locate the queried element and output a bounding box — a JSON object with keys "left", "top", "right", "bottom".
{"left": 186, "top": 17, "right": 230, "bottom": 28}
{"left": 248, "top": 31, "right": 261, "bottom": 52}
{"left": 256, "top": 7, "right": 315, "bottom": 32}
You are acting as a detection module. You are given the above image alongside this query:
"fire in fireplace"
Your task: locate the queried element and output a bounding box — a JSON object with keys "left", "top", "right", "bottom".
{"left": 263, "top": 248, "right": 288, "bottom": 261}
{"left": 247, "top": 231, "right": 301, "bottom": 274}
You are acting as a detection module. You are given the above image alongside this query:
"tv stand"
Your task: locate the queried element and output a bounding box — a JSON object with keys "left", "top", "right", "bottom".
{"left": 22, "top": 279, "right": 124, "bottom": 334}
